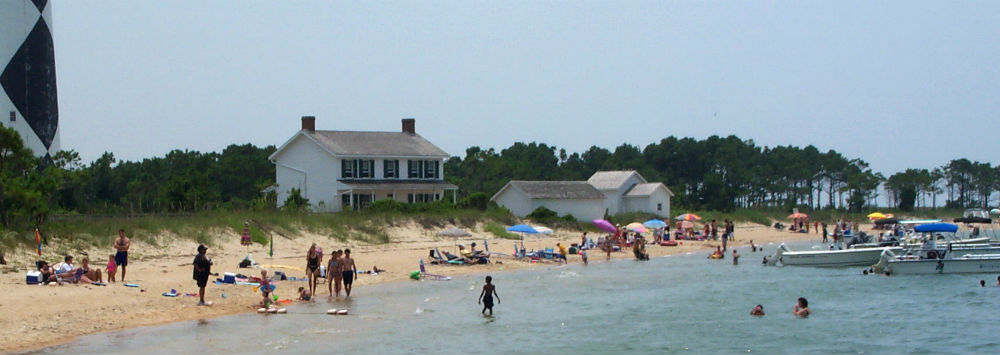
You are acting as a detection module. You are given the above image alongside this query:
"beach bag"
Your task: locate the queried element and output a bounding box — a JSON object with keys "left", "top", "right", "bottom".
{"left": 239, "top": 259, "right": 252, "bottom": 268}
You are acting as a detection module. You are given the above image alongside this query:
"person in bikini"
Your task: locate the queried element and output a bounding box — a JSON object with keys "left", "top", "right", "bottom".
{"left": 342, "top": 249, "right": 357, "bottom": 297}
{"left": 327, "top": 249, "right": 343, "bottom": 297}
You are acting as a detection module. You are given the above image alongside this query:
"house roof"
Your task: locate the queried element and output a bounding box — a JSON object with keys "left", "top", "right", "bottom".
{"left": 624, "top": 183, "right": 673, "bottom": 197}
{"left": 494, "top": 181, "right": 605, "bottom": 200}
{"left": 309, "top": 131, "right": 449, "bottom": 157}
{"left": 587, "top": 171, "right": 646, "bottom": 190}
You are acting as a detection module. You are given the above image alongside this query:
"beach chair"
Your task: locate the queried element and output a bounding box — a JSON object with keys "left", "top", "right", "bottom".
{"left": 483, "top": 240, "right": 511, "bottom": 258}
{"left": 433, "top": 248, "right": 464, "bottom": 265}
{"left": 419, "top": 259, "right": 452, "bottom": 281}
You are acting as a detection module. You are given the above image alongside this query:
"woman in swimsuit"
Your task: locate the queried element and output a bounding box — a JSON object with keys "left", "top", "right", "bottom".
{"left": 306, "top": 244, "right": 322, "bottom": 298}
{"left": 327, "top": 249, "right": 342, "bottom": 297}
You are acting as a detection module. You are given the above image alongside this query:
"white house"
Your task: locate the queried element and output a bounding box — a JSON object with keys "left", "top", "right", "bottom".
{"left": 491, "top": 171, "right": 672, "bottom": 220}
{"left": 268, "top": 117, "right": 458, "bottom": 212}
{"left": 490, "top": 181, "right": 606, "bottom": 222}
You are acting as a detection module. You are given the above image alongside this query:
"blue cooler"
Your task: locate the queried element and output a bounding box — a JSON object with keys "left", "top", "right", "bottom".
{"left": 223, "top": 272, "right": 236, "bottom": 284}
{"left": 26, "top": 270, "right": 42, "bottom": 284}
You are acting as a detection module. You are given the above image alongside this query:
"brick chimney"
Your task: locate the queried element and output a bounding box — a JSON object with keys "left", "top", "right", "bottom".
{"left": 301, "top": 116, "right": 316, "bottom": 132}
{"left": 402, "top": 118, "right": 415, "bottom": 135}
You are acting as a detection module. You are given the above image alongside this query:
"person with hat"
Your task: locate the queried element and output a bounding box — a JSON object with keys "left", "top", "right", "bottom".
{"left": 193, "top": 244, "right": 213, "bottom": 306}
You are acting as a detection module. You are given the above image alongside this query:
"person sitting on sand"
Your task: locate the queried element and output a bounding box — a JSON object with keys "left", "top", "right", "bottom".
{"left": 794, "top": 297, "right": 810, "bottom": 318}
{"left": 750, "top": 305, "right": 765, "bottom": 316}
{"left": 79, "top": 257, "right": 103, "bottom": 283}
{"left": 55, "top": 255, "right": 93, "bottom": 284}
{"left": 38, "top": 261, "right": 57, "bottom": 284}
{"left": 298, "top": 286, "right": 311, "bottom": 301}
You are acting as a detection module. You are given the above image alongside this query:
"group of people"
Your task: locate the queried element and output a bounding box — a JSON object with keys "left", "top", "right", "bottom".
{"left": 305, "top": 243, "right": 358, "bottom": 299}
{"left": 35, "top": 229, "right": 131, "bottom": 286}
{"left": 749, "top": 297, "right": 811, "bottom": 318}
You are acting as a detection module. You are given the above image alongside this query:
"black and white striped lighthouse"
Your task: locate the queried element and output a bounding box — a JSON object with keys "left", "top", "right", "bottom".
{"left": 1, "top": 0, "right": 60, "bottom": 159}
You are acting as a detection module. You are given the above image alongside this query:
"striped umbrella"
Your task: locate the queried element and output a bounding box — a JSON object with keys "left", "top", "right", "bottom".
{"left": 788, "top": 212, "right": 808, "bottom": 219}
{"left": 675, "top": 213, "right": 701, "bottom": 221}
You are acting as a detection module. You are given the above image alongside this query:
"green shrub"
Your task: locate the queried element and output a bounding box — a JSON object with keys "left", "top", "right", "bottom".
{"left": 485, "top": 222, "right": 521, "bottom": 240}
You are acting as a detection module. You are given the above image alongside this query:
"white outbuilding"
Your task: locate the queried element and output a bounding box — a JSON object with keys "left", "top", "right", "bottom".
{"left": 491, "top": 171, "right": 672, "bottom": 220}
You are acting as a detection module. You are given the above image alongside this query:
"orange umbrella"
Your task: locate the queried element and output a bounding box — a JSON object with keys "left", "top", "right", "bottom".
{"left": 675, "top": 213, "right": 702, "bottom": 221}
{"left": 788, "top": 212, "right": 808, "bottom": 219}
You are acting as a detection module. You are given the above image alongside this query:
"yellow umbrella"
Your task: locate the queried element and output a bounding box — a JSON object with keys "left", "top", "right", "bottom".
{"left": 625, "top": 222, "right": 647, "bottom": 233}
{"left": 867, "top": 212, "right": 887, "bottom": 220}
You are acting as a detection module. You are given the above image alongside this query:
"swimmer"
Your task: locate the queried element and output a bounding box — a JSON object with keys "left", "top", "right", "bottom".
{"left": 750, "top": 240, "right": 756, "bottom": 252}
{"left": 997, "top": 276, "right": 1000, "bottom": 286}
{"left": 478, "top": 275, "right": 499, "bottom": 316}
{"left": 750, "top": 305, "right": 765, "bottom": 316}
{"left": 980, "top": 280, "right": 986, "bottom": 287}
{"left": 863, "top": 269, "right": 868, "bottom": 275}
{"left": 794, "top": 297, "right": 810, "bottom": 318}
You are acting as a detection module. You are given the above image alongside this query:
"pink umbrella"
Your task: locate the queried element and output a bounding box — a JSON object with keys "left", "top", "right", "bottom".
{"left": 592, "top": 219, "right": 616, "bottom": 233}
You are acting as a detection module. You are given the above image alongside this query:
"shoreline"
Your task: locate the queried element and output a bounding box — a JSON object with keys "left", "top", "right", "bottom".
{"left": 1, "top": 223, "right": 820, "bottom": 354}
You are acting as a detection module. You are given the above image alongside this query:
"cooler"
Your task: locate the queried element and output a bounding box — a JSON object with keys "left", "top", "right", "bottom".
{"left": 223, "top": 272, "right": 236, "bottom": 284}
{"left": 26, "top": 270, "right": 42, "bottom": 284}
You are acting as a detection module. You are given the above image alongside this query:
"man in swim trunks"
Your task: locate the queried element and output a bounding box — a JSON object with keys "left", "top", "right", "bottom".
{"left": 479, "top": 275, "right": 499, "bottom": 316}
{"left": 114, "top": 229, "right": 131, "bottom": 281}
{"left": 342, "top": 248, "right": 357, "bottom": 297}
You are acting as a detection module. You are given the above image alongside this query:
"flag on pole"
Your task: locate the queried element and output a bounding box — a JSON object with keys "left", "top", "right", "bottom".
{"left": 35, "top": 229, "right": 41, "bottom": 256}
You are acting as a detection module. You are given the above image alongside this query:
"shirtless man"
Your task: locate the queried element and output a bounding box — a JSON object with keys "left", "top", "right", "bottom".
{"left": 342, "top": 249, "right": 357, "bottom": 297}
{"left": 114, "top": 229, "right": 131, "bottom": 282}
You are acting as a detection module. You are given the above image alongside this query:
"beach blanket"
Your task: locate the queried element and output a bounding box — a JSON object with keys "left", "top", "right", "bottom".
{"left": 260, "top": 264, "right": 305, "bottom": 272}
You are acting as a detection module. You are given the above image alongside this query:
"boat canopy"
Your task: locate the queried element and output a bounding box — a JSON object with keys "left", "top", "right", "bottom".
{"left": 899, "top": 219, "right": 943, "bottom": 225}
{"left": 914, "top": 223, "right": 959, "bottom": 233}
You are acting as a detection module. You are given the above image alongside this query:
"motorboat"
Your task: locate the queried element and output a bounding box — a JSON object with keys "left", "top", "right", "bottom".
{"left": 765, "top": 242, "right": 901, "bottom": 267}
{"left": 873, "top": 222, "right": 1000, "bottom": 274}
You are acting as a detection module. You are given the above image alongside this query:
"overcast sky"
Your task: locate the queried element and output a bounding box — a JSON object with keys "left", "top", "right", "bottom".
{"left": 52, "top": 1, "right": 999, "bottom": 176}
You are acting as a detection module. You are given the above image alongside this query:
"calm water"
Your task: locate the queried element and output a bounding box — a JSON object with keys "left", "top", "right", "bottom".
{"left": 31, "top": 242, "right": 1000, "bottom": 355}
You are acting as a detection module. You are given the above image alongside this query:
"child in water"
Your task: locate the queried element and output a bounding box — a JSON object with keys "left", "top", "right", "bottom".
{"left": 750, "top": 305, "right": 765, "bottom": 316}
{"left": 260, "top": 270, "right": 272, "bottom": 308}
{"left": 580, "top": 248, "right": 588, "bottom": 265}
{"left": 298, "top": 286, "right": 311, "bottom": 301}
{"left": 478, "top": 275, "right": 500, "bottom": 316}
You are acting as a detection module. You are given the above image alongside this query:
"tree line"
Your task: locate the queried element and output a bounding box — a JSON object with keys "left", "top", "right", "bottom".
{"left": 1, "top": 125, "right": 997, "bottom": 229}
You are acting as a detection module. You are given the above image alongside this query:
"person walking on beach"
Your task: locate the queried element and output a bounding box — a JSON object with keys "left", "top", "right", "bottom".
{"left": 580, "top": 247, "right": 588, "bottom": 265}
{"left": 479, "top": 275, "right": 499, "bottom": 316}
{"left": 822, "top": 222, "right": 828, "bottom": 243}
{"left": 557, "top": 243, "right": 567, "bottom": 263}
{"left": 305, "top": 244, "right": 322, "bottom": 298}
{"left": 193, "top": 244, "right": 212, "bottom": 306}
{"left": 342, "top": 249, "right": 357, "bottom": 297}
{"left": 710, "top": 220, "right": 718, "bottom": 241}
{"left": 114, "top": 229, "right": 131, "bottom": 282}
{"left": 794, "top": 297, "right": 810, "bottom": 317}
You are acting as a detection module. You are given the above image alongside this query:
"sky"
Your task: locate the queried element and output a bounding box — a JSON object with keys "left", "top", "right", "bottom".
{"left": 51, "top": 1, "right": 1000, "bottom": 176}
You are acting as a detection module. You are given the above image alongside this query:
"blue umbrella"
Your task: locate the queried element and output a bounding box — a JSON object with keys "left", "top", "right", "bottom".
{"left": 643, "top": 219, "right": 668, "bottom": 228}
{"left": 507, "top": 224, "right": 539, "bottom": 234}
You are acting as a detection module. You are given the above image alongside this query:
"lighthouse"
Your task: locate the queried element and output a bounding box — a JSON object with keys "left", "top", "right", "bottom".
{"left": 1, "top": 0, "right": 60, "bottom": 159}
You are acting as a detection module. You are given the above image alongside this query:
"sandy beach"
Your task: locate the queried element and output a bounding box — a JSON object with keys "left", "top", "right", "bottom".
{"left": 0, "top": 222, "right": 820, "bottom": 353}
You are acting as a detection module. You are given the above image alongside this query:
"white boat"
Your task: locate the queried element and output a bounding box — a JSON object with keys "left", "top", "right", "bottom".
{"left": 765, "top": 243, "right": 901, "bottom": 267}
{"left": 874, "top": 250, "right": 1000, "bottom": 275}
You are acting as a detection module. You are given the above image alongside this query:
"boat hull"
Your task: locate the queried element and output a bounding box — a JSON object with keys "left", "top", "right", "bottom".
{"left": 886, "top": 258, "right": 1000, "bottom": 275}
{"left": 772, "top": 245, "right": 901, "bottom": 267}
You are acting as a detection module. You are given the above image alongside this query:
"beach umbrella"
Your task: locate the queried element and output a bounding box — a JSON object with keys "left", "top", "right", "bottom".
{"left": 35, "top": 228, "right": 41, "bottom": 256}
{"left": 643, "top": 219, "right": 668, "bottom": 228}
{"left": 867, "top": 212, "right": 887, "bottom": 220}
{"left": 506, "top": 224, "right": 539, "bottom": 234}
{"left": 675, "top": 213, "right": 701, "bottom": 221}
{"left": 990, "top": 209, "right": 1000, "bottom": 215}
{"left": 625, "top": 222, "right": 647, "bottom": 233}
{"left": 885, "top": 213, "right": 895, "bottom": 218}
{"left": 437, "top": 228, "right": 472, "bottom": 238}
{"left": 788, "top": 212, "right": 808, "bottom": 219}
{"left": 532, "top": 226, "right": 554, "bottom": 235}
{"left": 592, "top": 219, "right": 617, "bottom": 233}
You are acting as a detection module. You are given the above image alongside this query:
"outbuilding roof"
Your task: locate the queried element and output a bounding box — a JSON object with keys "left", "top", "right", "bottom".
{"left": 498, "top": 181, "right": 605, "bottom": 200}
{"left": 624, "top": 183, "right": 673, "bottom": 197}
{"left": 587, "top": 170, "right": 646, "bottom": 190}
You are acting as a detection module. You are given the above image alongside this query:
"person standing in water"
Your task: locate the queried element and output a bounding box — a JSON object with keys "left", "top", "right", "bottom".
{"left": 342, "top": 249, "right": 357, "bottom": 297}
{"left": 305, "top": 244, "right": 322, "bottom": 298}
{"left": 732, "top": 250, "right": 739, "bottom": 265}
{"left": 192, "top": 244, "right": 212, "bottom": 306}
{"left": 114, "top": 229, "right": 131, "bottom": 282}
{"left": 479, "top": 275, "right": 500, "bottom": 316}
{"left": 327, "top": 249, "right": 342, "bottom": 298}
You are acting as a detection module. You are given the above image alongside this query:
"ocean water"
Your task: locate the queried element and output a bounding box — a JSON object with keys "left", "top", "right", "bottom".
{"left": 32, "top": 242, "right": 1000, "bottom": 355}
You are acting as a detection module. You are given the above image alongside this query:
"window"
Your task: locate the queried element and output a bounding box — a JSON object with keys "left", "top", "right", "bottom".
{"left": 384, "top": 160, "right": 399, "bottom": 179}
{"left": 407, "top": 193, "right": 437, "bottom": 203}
{"left": 8, "top": 111, "right": 14, "bottom": 122}
{"left": 386, "top": 193, "right": 394, "bottom": 200}
{"left": 657, "top": 203, "right": 662, "bottom": 211}
{"left": 406, "top": 160, "right": 440, "bottom": 179}
{"left": 342, "top": 159, "right": 374, "bottom": 179}
{"left": 341, "top": 159, "right": 354, "bottom": 178}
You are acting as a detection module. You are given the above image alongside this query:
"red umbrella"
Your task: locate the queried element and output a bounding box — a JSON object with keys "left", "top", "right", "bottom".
{"left": 592, "top": 219, "right": 616, "bottom": 233}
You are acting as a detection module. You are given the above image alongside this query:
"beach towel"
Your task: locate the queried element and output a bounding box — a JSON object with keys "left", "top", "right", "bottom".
{"left": 162, "top": 289, "right": 178, "bottom": 297}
